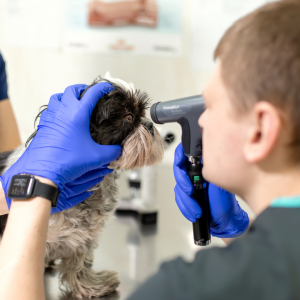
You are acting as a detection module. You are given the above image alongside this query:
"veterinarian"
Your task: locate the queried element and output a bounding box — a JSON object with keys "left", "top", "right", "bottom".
{"left": 0, "top": 82, "right": 122, "bottom": 299}
{"left": 0, "top": 53, "right": 21, "bottom": 152}
{"left": 126, "top": 1, "right": 300, "bottom": 299}
{"left": 1, "top": 1, "right": 300, "bottom": 300}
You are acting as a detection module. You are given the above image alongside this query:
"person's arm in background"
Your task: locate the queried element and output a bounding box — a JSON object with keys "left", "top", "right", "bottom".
{"left": 0, "top": 100, "right": 22, "bottom": 152}
{"left": 0, "top": 187, "right": 8, "bottom": 215}
{"left": 0, "top": 53, "right": 21, "bottom": 152}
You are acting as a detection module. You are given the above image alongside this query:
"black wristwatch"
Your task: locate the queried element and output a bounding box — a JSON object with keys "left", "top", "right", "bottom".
{"left": 7, "top": 175, "right": 59, "bottom": 207}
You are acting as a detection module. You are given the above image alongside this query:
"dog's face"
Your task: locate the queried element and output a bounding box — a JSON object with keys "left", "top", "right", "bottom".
{"left": 81, "top": 73, "right": 164, "bottom": 170}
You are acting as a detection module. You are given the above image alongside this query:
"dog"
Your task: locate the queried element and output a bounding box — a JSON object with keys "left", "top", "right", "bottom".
{"left": 0, "top": 73, "right": 164, "bottom": 298}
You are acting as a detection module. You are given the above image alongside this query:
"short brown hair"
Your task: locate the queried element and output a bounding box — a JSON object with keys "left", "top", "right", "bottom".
{"left": 214, "top": 0, "right": 300, "bottom": 155}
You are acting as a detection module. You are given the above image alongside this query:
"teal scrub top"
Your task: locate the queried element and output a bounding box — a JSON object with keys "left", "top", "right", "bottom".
{"left": 271, "top": 194, "right": 300, "bottom": 208}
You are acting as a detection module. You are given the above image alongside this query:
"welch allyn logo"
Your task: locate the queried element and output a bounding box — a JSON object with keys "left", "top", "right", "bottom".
{"left": 163, "top": 106, "right": 180, "bottom": 110}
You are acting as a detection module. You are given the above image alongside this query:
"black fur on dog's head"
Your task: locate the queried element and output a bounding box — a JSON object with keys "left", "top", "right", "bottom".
{"left": 26, "top": 73, "right": 164, "bottom": 170}
{"left": 82, "top": 75, "right": 152, "bottom": 146}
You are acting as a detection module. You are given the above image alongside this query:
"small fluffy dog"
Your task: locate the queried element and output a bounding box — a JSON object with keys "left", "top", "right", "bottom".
{"left": 0, "top": 73, "right": 164, "bottom": 298}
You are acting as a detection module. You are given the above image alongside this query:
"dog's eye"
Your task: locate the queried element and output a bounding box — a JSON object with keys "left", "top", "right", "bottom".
{"left": 125, "top": 114, "right": 133, "bottom": 123}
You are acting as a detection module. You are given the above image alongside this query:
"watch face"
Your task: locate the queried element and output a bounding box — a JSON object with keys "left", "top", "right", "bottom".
{"left": 7, "top": 175, "right": 35, "bottom": 199}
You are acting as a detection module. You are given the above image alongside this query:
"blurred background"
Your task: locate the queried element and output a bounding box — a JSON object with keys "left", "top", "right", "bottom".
{"left": 0, "top": 0, "right": 275, "bottom": 299}
{"left": 0, "top": 0, "right": 275, "bottom": 163}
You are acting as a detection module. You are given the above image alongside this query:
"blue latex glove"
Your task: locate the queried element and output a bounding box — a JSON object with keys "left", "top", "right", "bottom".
{"left": 173, "top": 143, "right": 249, "bottom": 238}
{"left": 0, "top": 83, "right": 122, "bottom": 211}
{"left": 0, "top": 149, "right": 113, "bottom": 212}
{"left": 51, "top": 167, "right": 113, "bottom": 214}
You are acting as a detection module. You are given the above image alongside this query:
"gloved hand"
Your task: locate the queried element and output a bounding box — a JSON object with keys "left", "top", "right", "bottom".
{"left": 173, "top": 143, "right": 249, "bottom": 238}
{"left": 51, "top": 167, "right": 113, "bottom": 214}
{"left": 0, "top": 82, "right": 122, "bottom": 211}
{"left": 0, "top": 148, "right": 113, "bottom": 212}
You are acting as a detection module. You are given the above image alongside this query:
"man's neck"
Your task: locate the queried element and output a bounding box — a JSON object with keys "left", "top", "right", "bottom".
{"left": 243, "top": 167, "right": 300, "bottom": 216}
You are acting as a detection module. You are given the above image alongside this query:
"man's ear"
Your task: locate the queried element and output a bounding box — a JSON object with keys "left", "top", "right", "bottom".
{"left": 243, "top": 101, "right": 281, "bottom": 163}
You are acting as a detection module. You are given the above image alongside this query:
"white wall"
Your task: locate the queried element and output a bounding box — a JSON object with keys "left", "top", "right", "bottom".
{"left": 0, "top": 0, "right": 213, "bottom": 166}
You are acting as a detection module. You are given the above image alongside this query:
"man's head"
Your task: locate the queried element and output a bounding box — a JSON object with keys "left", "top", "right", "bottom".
{"left": 199, "top": 0, "right": 300, "bottom": 201}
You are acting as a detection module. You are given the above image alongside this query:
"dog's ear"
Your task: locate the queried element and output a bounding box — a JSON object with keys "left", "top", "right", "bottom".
{"left": 79, "top": 80, "right": 104, "bottom": 100}
{"left": 25, "top": 105, "right": 48, "bottom": 148}
{"left": 79, "top": 83, "right": 97, "bottom": 100}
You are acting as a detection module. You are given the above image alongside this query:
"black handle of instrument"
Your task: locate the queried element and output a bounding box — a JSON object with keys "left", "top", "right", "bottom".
{"left": 187, "top": 160, "right": 211, "bottom": 246}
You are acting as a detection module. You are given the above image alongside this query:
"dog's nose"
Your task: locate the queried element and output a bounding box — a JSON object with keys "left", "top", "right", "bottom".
{"left": 144, "top": 121, "right": 154, "bottom": 135}
{"left": 145, "top": 121, "right": 153, "bottom": 131}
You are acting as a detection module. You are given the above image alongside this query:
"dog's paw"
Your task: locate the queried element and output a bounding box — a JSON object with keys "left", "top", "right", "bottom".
{"left": 71, "top": 270, "right": 120, "bottom": 298}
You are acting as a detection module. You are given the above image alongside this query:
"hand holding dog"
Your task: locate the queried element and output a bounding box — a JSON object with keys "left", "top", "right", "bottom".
{"left": 0, "top": 83, "right": 122, "bottom": 211}
{"left": 173, "top": 143, "right": 249, "bottom": 238}
{"left": 50, "top": 167, "right": 114, "bottom": 214}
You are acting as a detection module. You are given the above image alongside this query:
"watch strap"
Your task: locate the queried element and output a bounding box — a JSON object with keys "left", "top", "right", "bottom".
{"left": 33, "top": 180, "right": 59, "bottom": 207}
